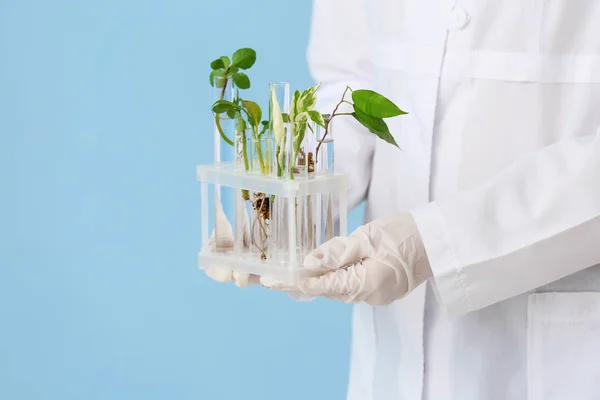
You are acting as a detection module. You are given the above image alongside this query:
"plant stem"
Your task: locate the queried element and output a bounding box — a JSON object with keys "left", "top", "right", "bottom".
{"left": 219, "top": 69, "right": 229, "bottom": 99}
{"left": 253, "top": 127, "right": 268, "bottom": 174}
{"left": 215, "top": 71, "right": 235, "bottom": 146}
{"left": 316, "top": 85, "right": 351, "bottom": 158}
{"left": 241, "top": 130, "right": 249, "bottom": 171}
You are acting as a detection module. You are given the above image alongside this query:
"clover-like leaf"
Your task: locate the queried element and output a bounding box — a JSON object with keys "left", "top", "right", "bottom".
{"left": 210, "top": 58, "right": 224, "bottom": 70}
{"left": 233, "top": 72, "right": 250, "bottom": 89}
{"left": 232, "top": 48, "right": 256, "bottom": 70}
{"left": 209, "top": 69, "right": 226, "bottom": 87}
{"left": 220, "top": 56, "right": 230, "bottom": 69}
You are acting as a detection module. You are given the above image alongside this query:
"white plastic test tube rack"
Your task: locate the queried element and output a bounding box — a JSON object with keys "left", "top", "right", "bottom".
{"left": 197, "top": 164, "right": 349, "bottom": 284}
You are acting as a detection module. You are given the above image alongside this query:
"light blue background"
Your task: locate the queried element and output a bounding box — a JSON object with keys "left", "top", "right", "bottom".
{"left": 0, "top": 1, "right": 365, "bottom": 399}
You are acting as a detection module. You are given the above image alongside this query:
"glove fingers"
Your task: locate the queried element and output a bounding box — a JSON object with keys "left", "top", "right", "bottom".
{"left": 204, "top": 266, "right": 234, "bottom": 282}
{"left": 232, "top": 270, "right": 251, "bottom": 288}
{"left": 298, "top": 264, "right": 364, "bottom": 302}
{"left": 303, "top": 229, "right": 370, "bottom": 274}
{"left": 259, "top": 276, "right": 298, "bottom": 292}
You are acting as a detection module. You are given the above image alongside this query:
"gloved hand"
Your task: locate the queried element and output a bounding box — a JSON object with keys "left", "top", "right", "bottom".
{"left": 261, "top": 213, "right": 433, "bottom": 306}
{"left": 203, "top": 199, "right": 261, "bottom": 288}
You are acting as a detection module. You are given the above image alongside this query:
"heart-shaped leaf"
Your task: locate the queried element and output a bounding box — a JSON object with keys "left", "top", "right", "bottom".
{"left": 352, "top": 89, "right": 407, "bottom": 118}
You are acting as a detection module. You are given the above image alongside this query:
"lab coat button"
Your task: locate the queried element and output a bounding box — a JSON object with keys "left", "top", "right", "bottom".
{"left": 448, "top": 8, "right": 470, "bottom": 30}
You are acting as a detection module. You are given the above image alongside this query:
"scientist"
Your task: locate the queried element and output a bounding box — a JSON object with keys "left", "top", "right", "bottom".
{"left": 206, "top": 1, "right": 600, "bottom": 399}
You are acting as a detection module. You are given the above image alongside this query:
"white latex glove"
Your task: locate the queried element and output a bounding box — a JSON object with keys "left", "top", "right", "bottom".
{"left": 204, "top": 199, "right": 260, "bottom": 288}
{"left": 261, "top": 213, "right": 433, "bottom": 306}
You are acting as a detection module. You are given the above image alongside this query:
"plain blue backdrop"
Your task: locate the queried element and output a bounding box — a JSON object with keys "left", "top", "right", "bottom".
{"left": 0, "top": 1, "right": 366, "bottom": 399}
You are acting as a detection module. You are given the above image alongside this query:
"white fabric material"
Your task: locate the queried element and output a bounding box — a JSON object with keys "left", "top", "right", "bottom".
{"left": 261, "top": 213, "right": 432, "bottom": 306}
{"left": 309, "top": 0, "right": 600, "bottom": 399}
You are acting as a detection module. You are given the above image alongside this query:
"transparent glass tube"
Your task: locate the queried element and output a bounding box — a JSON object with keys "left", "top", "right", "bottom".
{"left": 213, "top": 76, "right": 237, "bottom": 166}
{"left": 234, "top": 134, "right": 252, "bottom": 255}
{"left": 212, "top": 75, "right": 236, "bottom": 252}
{"left": 235, "top": 125, "right": 251, "bottom": 172}
{"left": 269, "top": 196, "right": 288, "bottom": 264}
{"left": 317, "top": 114, "right": 334, "bottom": 174}
{"left": 251, "top": 136, "right": 273, "bottom": 176}
{"left": 285, "top": 120, "right": 317, "bottom": 180}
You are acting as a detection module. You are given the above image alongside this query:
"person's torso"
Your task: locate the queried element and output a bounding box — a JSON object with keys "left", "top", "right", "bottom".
{"left": 347, "top": 1, "right": 600, "bottom": 399}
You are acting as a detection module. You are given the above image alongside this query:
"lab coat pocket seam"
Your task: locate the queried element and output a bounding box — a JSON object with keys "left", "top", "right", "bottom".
{"left": 527, "top": 292, "right": 600, "bottom": 400}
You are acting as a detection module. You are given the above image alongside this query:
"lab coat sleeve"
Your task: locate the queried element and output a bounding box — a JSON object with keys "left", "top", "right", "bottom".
{"left": 411, "top": 128, "right": 600, "bottom": 316}
{"left": 307, "top": 0, "right": 376, "bottom": 210}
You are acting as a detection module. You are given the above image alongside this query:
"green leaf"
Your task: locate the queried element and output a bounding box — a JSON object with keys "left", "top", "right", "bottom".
{"left": 220, "top": 56, "right": 230, "bottom": 69}
{"left": 229, "top": 66, "right": 239, "bottom": 74}
{"left": 241, "top": 100, "right": 262, "bottom": 127}
{"left": 352, "top": 107, "right": 400, "bottom": 148}
{"left": 210, "top": 58, "right": 225, "bottom": 70}
{"left": 233, "top": 72, "right": 250, "bottom": 89}
{"left": 231, "top": 48, "right": 256, "bottom": 70}
{"left": 289, "top": 90, "right": 300, "bottom": 121}
{"left": 281, "top": 113, "right": 290, "bottom": 123}
{"left": 307, "top": 110, "right": 325, "bottom": 128}
{"left": 236, "top": 116, "right": 247, "bottom": 133}
{"left": 212, "top": 99, "right": 239, "bottom": 114}
{"left": 352, "top": 89, "right": 407, "bottom": 118}
{"left": 297, "top": 83, "right": 320, "bottom": 113}
{"left": 270, "top": 85, "right": 285, "bottom": 147}
{"left": 259, "top": 120, "right": 269, "bottom": 136}
{"left": 226, "top": 109, "right": 237, "bottom": 119}
{"left": 209, "top": 69, "right": 225, "bottom": 87}
{"left": 295, "top": 112, "right": 308, "bottom": 125}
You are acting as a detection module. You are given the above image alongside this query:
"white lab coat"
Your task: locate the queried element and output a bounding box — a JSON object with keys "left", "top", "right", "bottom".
{"left": 309, "top": 0, "right": 600, "bottom": 399}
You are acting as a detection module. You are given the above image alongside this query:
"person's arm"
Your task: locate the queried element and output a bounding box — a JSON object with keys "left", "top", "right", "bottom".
{"left": 308, "top": 0, "right": 376, "bottom": 210}
{"left": 412, "top": 128, "right": 600, "bottom": 316}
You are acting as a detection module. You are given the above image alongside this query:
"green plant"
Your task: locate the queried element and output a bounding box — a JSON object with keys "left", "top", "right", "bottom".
{"left": 271, "top": 84, "right": 324, "bottom": 179}
{"left": 270, "top": 83, "right": 407, "bottom": 179}
{"left": 315, "top": 86, "right": 406, "bottom": 160}
{"left": 209, "top": 48, "right": 258, "bottom": 147}
{"left": 208, "top": 48, "right": 408, "bottom": 261}
{"left": 209, "top": 48, "right": 272, "bottom": 259}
